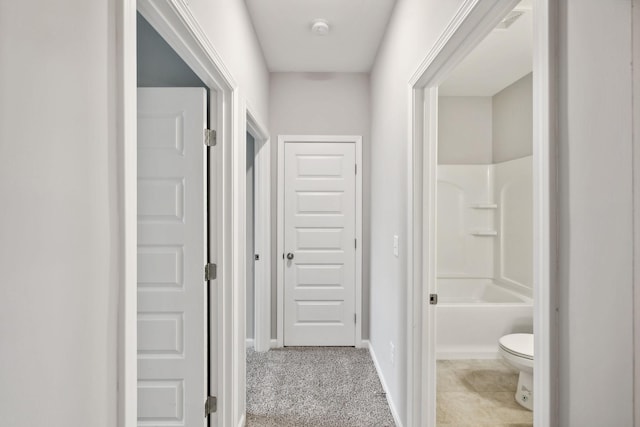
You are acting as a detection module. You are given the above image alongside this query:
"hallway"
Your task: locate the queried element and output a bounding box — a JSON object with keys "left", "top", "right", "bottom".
{"left": 246, "top": 347, "right": 395, "bottom": 426}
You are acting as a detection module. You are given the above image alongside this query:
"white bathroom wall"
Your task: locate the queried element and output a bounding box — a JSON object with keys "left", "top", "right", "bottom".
{"left": 436, "top": 165, "right": 495, "bottom": 279}
{"left": 438, "top": 96, "right": 493, "bottom": 164}
{"left": 494, "top": 156, "right": 533, "bottom": 296}
{"left": 437, "top": 156, "right": 533, "bottom": 297}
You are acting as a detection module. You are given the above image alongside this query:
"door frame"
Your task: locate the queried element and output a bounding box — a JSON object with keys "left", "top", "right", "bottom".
{"left": 406, "top": 1, "right": 558, "bottom": 426}
{"left": 118, "top": 1, "right": 242, "bottom": 426}
{"left": 276, "top": 135, "right": 364, "bottom": 348}
{"left": 244, "top": 105, "right": 271, "bottom": 353}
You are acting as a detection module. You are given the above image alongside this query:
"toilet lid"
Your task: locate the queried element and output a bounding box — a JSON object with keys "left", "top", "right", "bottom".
{"left": 499, "top": 333, "right": 534, "bottom": 360}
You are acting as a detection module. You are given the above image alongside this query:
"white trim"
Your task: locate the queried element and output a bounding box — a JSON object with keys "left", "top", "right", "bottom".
{"left": 276, "top": 135, "right": 364, "bottom": 348}
{"left": 245, "top": 104, "right": 272, "bottom": 353}
{"left": 121, "top": 1, "right": 237, "bottom": 426}
{"left": 634, "top": 0, "right": 640, "bottom": 422}
{"left": 237, "top": 413, "right": 246, "bottom": 427}
{"left": 406, "top": 1, "right": 557, "bottom": 426}
{"left": 270, "top": 338, "right": 278, "bottom": 348}
{"left": 364, "top": 340, "right": 402, "bottom": 427}
{"left": 117, "top": 1, "right": 137, "bottom": 426}
{"left": 245, "top": 338, "right": 255, "bottom": 348}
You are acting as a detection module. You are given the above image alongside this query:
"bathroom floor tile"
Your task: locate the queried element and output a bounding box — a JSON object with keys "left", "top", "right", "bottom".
{"left": 436, "top": 360, "right": 533, "bottom": 427}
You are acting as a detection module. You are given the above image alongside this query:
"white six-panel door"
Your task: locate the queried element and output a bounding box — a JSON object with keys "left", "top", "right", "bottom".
{"left": 283, "top": 142, "right": 356, "bottom": 346}
{"left": 137, "top": 88, "right": 207, "bottom": 426}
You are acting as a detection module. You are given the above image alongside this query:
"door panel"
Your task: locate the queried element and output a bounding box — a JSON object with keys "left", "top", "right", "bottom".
{"left": 137, "top": 88, "right": 207, "bottom": 427}
{"left": 284, "top": 142, "right": 356, "bottom": 346}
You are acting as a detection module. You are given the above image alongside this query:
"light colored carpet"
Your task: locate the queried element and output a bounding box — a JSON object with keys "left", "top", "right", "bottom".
{"left": 246, "top": 347, "right": 395, "bottom": 427}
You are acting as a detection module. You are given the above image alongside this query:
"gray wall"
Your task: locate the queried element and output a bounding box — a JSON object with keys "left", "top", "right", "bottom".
{"left": 438, "top": 96, "right": 493, "bottom": 164}
{"left": 269, "top": 72, "right": 371, "bottom": 339}
{"left": 492, "top": 73, "right": 533, "bottom": 163}
{"left": 246, "top": 133, "right": 255, "bottom": 340}
{"left": 137, "top": 13, "right": 206, "bottom": 88}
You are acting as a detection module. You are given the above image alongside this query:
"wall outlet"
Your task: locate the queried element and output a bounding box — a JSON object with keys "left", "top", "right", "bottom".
{"left": 390, "top": 342, "right": 395, "bottom": 365}
{"left": 393, "top": 235, "right": 399, "bottom": 257}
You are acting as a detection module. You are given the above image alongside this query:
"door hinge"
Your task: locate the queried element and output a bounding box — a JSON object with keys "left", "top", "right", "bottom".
{"left": 255, "top": 254, "right": 260, "bottom": 261}
{"left": 429, "top": 294, "right": 438, "bottom": 305}
{"left": 204, "top": 129, "right": 217, "bottom": 147}
{"left": 205, "top": 395, "right": 217, "bottom": 416}
{"left": 205, "top": 263, "right": 217, "bottom": 281}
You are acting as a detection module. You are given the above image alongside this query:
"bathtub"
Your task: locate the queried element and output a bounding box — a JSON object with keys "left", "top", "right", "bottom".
{"left": 436, "top": 278, "right": 533, "bottom": 359}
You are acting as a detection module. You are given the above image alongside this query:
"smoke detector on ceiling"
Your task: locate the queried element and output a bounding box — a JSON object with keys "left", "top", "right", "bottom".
{"left": 495, "top": 10, "right": 525, "bottom": 30}
{"left": 311, "top": 19, "right": 330, "bottom": 36}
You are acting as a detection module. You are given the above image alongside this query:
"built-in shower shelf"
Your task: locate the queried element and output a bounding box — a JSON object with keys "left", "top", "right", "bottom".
{"left": 470, "top": 230, "right": 498, "bottom": 236}
{"left": 470, "top": 203, "right": 498, "bottom": 209}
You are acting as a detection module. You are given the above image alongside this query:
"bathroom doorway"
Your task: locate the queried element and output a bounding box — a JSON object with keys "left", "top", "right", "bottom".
{"left": 407, "top": 0, "right": 556, "bottom": 425}
{"left": 434, "top": 4, "right": 534, "bottom": 419}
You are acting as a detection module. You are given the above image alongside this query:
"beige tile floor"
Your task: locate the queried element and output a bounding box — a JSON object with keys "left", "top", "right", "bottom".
{"left": 436, "top": 359, "right": 533, "bottom": 427}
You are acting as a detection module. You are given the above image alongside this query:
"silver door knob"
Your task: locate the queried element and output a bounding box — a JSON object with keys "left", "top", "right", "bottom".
{"left": 286, "top": 253, "right": 294, "bottom": 260}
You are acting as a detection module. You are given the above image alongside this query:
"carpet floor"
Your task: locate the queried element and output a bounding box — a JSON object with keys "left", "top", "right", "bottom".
{"left": 246, "top": 347, "right": 396, "bottom": 427}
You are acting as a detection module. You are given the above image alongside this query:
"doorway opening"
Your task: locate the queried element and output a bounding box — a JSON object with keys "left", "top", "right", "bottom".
{"left": 407, "top": 0, "right": 556, "bottom": 426}
{"left": 245, "top": 107, "right": 271, "bottom": 354}
{"left": 120, "top": 1, "right": 237, "bottom": 426}
{"left": 434, "top": 3, "right": 534, "bottom": 422}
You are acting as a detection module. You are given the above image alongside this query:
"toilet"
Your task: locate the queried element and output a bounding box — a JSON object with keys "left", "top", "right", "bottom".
{"left": 499, "top": 333, "right": 534, "bottom": 411}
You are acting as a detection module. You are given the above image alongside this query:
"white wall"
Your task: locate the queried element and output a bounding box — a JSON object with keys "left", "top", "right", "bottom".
{"left": 187, "top": 0, "right": 269, "bottom": 120}
{"left": 369, "top": 1, "right": 467, "bottom": 423}
{"left": 371, "top": 0, "right": 636, "bottom": 424}
{"left": 438, "top": 97, "right": 493, "bottom": 164}
{"left": 0, "top": 1, "right": 269, "bottom": 426}
{"left": 269, "top": 72, "right": 371, "bottom": 339}
{"left": 492, "top": 73, "right": 533, "bottom": 163}
{"left": 557, "top": 1, "right": 634, "bottom": 425}
{"left": 0, "top": 1, "right": 118, "bottom": 426}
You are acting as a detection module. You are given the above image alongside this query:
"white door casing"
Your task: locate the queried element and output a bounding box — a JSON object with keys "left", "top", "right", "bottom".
{"left": 137, "top": 87, "right": 207, "bottom": 426}
{"left": 281, "top": 139, "right": 359, "bottom": 346}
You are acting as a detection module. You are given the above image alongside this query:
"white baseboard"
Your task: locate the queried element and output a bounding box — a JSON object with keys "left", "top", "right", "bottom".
{"left": 237, "top": 413, "right": 246, "bottom": 427}
{"left": 246, "top": 338, "right": 254, "bottom": 348}
{"left": 364, "top": 340, "right": 403, "bottom": 427}
{"left": 436, "top": 351, "right": 500, "bottom": 360}
{"left": 270, "top": 338, "right": 277, "bottom": 348}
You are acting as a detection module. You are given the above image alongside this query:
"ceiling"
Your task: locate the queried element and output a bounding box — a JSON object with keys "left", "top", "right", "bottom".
{"left": 245, "top": 0, "right": 397, "bottom": 73}
{"left": 439, "top": 3, "right": 533, "bottom": 96}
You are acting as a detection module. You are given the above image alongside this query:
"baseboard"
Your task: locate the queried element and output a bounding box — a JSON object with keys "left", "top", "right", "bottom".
{"left": 270, "top": 338, "right": 277, "bottom": 348}
{"left": 365, "top": 340, "right": 403, "bottom": 427}
{"left": 246, "top": 338, "right": 254, "bottom": 348}
{"left": 436, "top": 350, "right": 500, "bottom": 360}
{"left": 237, "top": 413, "right": 246, "bottom": 427}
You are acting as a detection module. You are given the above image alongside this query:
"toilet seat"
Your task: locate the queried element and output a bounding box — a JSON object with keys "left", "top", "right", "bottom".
{"left": 499, "top": 333, "right": 533, "bottom": 360}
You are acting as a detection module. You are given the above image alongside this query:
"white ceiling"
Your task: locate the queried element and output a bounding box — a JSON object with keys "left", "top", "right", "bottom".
{"left": 439, "top": 5, "right": 533, "bottom": 96}
{"left": 245, "top": 0, "right": 397, "bottom": 72}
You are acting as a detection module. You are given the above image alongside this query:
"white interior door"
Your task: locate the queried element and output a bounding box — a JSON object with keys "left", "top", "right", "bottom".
{"left": 283, "top": 142, "right": 356, "bottom": 346}
{"left": 137, "top": 88, "right": 207, "bottom": 426}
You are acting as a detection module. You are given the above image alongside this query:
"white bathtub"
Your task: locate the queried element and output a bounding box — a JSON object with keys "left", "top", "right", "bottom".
{"left": 436, "top": 278, "right": 533, "bottom": 359}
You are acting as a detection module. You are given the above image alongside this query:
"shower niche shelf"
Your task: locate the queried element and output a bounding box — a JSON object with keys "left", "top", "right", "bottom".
{"left": 469, "top": 203, "right": 498, "bottom": 209}
{"left": 470, "top": 230, "right": 498, "bottom": 236}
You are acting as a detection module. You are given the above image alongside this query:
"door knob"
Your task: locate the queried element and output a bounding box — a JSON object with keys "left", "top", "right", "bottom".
{"left": 286, "top": 253, "right": 294, "bottom": 260}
